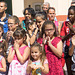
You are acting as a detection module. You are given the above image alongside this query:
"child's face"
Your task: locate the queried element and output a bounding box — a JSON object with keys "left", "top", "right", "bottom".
{"left": 8, "top": 19, "right": 18, "bottom": 31}
{"left": 68, "top": 9, "right": 75, "bottom": 22}
{"left": 45, "top": 24, "right": 55, "bottom": 38}
{"left": 0, "top": 27, "right": 3, "bottom": 37}
{"left": 14, "top": 36, "right": 24, "bottom": 46}
{"left": 29, "top": 22, "right": 36, "bottom": 31}
{"left": 31, "top": 46, "right": 41, "bottom": 60}
{"left": 48, "top": 9, "right": 55, "bottom": 21}
{"left": 36, "top": 16, "right": 45, "bottom": 29}
{"left": 25, "top": 10, "right": 32, "bottom": 20}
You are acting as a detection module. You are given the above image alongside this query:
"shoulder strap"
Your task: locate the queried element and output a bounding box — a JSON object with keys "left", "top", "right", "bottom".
{"left": 0, "top": 56, "right": 3, "bottom": 61}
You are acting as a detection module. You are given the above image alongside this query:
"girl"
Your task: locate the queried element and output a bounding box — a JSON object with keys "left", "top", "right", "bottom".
{"left": 36, "top": 13, "right": 46, "bottom": 33}
{"left": 21, "top": 8, "right": 36, "bottom": 31}
{"left": 37, "top": 20, "right": 64, "bottom": 75}
{"left": 69, "top": 35, "right": 75, "bottom": 75}
{"left": 60, "top": 6, "right": 75, "bottom": 75}
{"left": 26, "top": 43, "right": 49, "bottom": 75}
{"left": 7, "top": 28, "right": 30, "bottom": 75}
{"left": 0, "top": 40, "right": 6, "bottom": 75}
{"left": 0, "top": 24, "right": 4, "bottom": 41}
{"left": 26, "top": 20, "right": 38, "bottom": 46}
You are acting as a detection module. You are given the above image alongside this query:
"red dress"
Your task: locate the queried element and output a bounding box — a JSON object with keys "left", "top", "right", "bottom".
{"left": 37, "top": 37, "right": 64, "bottom": 75}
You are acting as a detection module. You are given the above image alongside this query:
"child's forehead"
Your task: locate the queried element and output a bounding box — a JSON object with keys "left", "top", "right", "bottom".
{"left": 8, "top": 18, "right": 15, "bottom": 22}
{"left": 36, "top": 16, "right": 43, "bottom": 20}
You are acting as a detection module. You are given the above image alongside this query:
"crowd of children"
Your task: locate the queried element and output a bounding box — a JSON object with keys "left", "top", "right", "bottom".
{"left": 0, "top": 0, "right": 75, "bottom": 75}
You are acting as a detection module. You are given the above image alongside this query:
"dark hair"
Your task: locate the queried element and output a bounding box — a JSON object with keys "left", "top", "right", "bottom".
{"left": 23, "top": 8, "right": 36, "bottom": 18}
{"left": 26, "top": 20, "right": 36, "bottom": 30}
{"left": 0, "top": 0, "right": 7, "bottom": 7}
{"left": 8, "top": 15, "right": 20, "bottom": 25}
{"left": 47, "top": 7, "right": 55, "bottom": 13}
{"left": 36, "top": 12, "right": 46, "bottom": 20}
{"left": 68, "top": 6, "right": 75, "bottom": 12}
{"left": 13, "top": 28, "right": 27, "bottom": 43}
{"left": 0, "top": 40, "right": 7, "bottom": 58}
{"left": 30, "top": 43, "right": 46, "bottom": 64}
{"left": 41, "top": 20, "right": 57, "bottom": 37}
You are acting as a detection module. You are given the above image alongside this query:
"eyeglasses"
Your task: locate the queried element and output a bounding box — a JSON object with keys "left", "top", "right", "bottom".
{"left": 45, "top": 29, "right": 54, "bottom": 31}
{"left": 8, "top": 23, "right": 15, "bottom": 26}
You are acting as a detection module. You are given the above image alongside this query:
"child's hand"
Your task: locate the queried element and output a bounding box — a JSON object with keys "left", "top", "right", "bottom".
{"left": 14, "top": 41, "right": 19, "bottom": 50}
{"left": 47, "top": 36, "right": 51, "bottom": 46}
{"left": 72, "top": 35, "right": 75, "bottom": 46}
{"left": 29, "top": 64, "right": 36, "bottom": 69}
{"left": 43, "top": 34, "right": 47, "bottom": 44}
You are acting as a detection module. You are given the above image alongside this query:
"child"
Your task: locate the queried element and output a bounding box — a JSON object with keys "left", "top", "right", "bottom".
{"left": 69, "top": 35, "right": 75, "bottom": 75}
{"left": 26, "top": 43, "right": 49, "bottom": 75}
{"left": 36, "top": 13, "right": 46, "bottom": 33}
{"left": 0, "top": 40, "right": 6, "bottom": 75}
{"left": 60, "top": 6, "right": 75, "bottom": 75}
{"left": 0, "top": 24, "right": 4, "bottom": 41}
{"left": 6, "top": 15, "right": 20, "bottom": 54}
{"left": 37, "top": 20, "right": 64, "bottom": 75}
{"left": 7, "top": 28, "right": 30, "bottom": 75}
{"left": 26, "top": 20, "right": 38, "bottom": 46}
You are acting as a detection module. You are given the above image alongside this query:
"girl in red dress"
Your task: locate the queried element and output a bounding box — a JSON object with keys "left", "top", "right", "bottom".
{"left": 37, "top": 20, "right": 64, "bottom": 75}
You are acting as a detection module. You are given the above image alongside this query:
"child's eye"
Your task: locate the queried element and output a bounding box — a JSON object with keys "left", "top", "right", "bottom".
{"left": 35, "top": 52, "right": 37, "bottom": 53}
{"left": 31, "top": 52, "right": 33, "bottom": 53}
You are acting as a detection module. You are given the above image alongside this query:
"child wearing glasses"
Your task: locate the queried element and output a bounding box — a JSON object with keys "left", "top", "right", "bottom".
{"left": 37, "top": 20, "right": 64, "bottom": 75}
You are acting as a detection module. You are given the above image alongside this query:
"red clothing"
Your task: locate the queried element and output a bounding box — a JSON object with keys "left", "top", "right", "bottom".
{"left": 37, "top": 37, "right": 64, "bottom": 75}
{"left": 60, "top": 21, "right": 70, "bottom": 46}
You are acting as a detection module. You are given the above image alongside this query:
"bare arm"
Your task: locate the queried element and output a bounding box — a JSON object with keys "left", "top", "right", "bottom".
{"left": 30, "top": 28, "right": 38, "bottom": 45}
{"left": 0, "top": 57, "right": 6, "bottom": 72}
{"left": 7, "top": 48, "right": 15, "bottom": 63}
{"left": 69, "top": 35, "right": 75, "bottom": 56}
{"left": 15, "top": 47, "right": 30, "bottom": 64}
{"left": 48, "top": 37, "right": 63, "bottom": 58}
{"left": 69, "top": 45, "right": 74, "bottom": 56}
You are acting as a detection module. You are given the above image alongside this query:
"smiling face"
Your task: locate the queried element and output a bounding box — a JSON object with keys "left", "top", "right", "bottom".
{"left": 45, "top": 24, "right": 55, "bottom": 38}
{"left": 31, "top": 46, "right": 41, "bottom": 61}
{"left": 68, "top": 9, "right": 75, "bottom": 23}
{"left": 36, "top": 16, "right": 45, "bottom": 29}
{"left": 24, "top": 10, "right": 32, "bottom": 20}
{"left": 8, "top": 19, "right": 18, "bottom": 31}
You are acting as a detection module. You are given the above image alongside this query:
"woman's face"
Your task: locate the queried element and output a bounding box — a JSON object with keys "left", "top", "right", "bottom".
{"left": 25, "top": 10, "right": 32, "bottom": 20}
{"left": 68, "top": 9, "right": 75, "bottom": 23}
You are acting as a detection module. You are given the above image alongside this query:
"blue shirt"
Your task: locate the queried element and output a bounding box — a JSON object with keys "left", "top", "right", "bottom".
{"left": 0, "top": 14, "right": 11, "bottom": 33}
